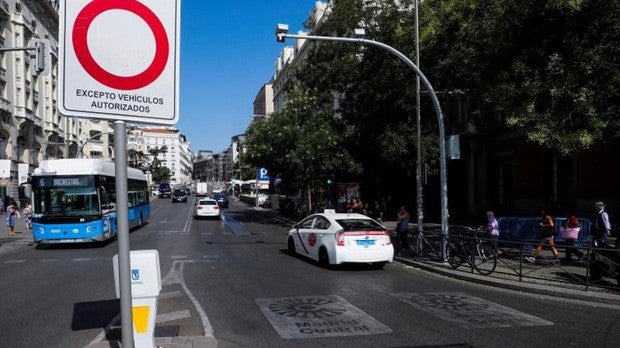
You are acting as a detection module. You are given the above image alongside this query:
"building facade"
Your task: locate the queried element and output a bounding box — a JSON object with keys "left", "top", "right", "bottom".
{"left": 140, "top": 127, "right": 193, "bottom": 185}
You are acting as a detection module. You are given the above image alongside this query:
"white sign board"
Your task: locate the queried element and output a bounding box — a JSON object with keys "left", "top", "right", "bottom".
{"left": 59, "top": 0, "right": 180, "bottom": 125}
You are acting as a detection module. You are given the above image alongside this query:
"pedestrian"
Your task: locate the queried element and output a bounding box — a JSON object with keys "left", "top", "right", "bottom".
{"left": 369, "top": 200, "right": 383, "bottom": 222}
{"left": 352, "top": 197, "right": 364, "bottom": 214}
{"left": 486, "top": 211, "right": 500, "bottom": 255}
{"left": 525, "top": 208, "right": 560, "bottom": 263}
{"left": 561, "top": 210, "right": 583, "bottom": 261}
{"left": 5, "top": 201, "right": 20, "bottom": 236}
{"left": 592, "top": 201, "right": 611, "bottom": 247}
{"left": 22, "top": 201, "right": 32, "bottom": 230}
{"left": 397, "top": 206, "right": 410, "bottom": 250}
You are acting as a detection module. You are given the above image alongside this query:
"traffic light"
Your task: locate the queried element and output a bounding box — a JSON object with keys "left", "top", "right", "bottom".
{"left": 327, "top": 179, "right": 333, "bottom": 185}
{"left": 29, "top": 39, "right": 50, "bottom": 76}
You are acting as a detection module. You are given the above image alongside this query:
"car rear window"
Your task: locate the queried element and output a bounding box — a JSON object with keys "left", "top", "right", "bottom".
{"left": 199, "top": 200, "right": 217, "bottom": 205}
{"left": 336, "top": 219, "right": 384, "bottom": 231}
{"left": 213, "top": 194, "right": 226, "bottom": 199}
{"left": 174, "top": 189, "right": 185, "bottom": 195}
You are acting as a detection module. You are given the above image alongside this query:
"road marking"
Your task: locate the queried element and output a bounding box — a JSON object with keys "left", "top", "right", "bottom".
{"left": 256, "top": 295, "right": 392, "bottom": 339}
{"left": 73, "top": 257, "right": 92, "bottom": 262}
{"left": 220, "top": 213, "right": 250, "bottom": 236}
{"left": 156, "top": 310, "right": 192, "bottom": 323}
{"left": 183, "top": 197, "right": 195, "bottom": 232}
{"left": 171, "top": 255, "right": 188, "bottom": 260}
{"left": 203, "top": 254, "right": 220, "bottom": 259}
{"left": 159, "top": 217, "right": 169, "bottom": 224}
{"left": 88, "top": 314, "right": 120, "bottom": 346}
{"left": 161, "top": 260, "right": 215, "bottom": 337}
{"left": 4, "top": 259, "right": 26, "bottom": 264}
{"left": 391, "top": 292, "right": 554, "bottom": 329}
{"left": 159, "top": 290, "right": 183, "bottom": 300}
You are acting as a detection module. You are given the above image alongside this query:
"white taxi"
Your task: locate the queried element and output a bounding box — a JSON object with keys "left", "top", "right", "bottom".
{"left": 287, "top": 211, "right": 393, "bottom": 268}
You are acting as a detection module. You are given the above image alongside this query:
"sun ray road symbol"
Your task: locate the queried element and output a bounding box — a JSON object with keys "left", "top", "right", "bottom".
{"left": 268, "top": 298, "right": 347, "bottom": 319}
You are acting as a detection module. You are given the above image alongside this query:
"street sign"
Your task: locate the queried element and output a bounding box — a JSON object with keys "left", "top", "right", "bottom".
{"left": 58, "top": 0, "right": 181, "bottom": 125}
{"left": 257, "top": 168, "right": 270, "bottom": 181}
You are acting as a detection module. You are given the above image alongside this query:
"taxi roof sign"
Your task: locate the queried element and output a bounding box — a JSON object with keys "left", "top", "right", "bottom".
{"left": 58, "top": 0, "right": 181, "bottom": 125}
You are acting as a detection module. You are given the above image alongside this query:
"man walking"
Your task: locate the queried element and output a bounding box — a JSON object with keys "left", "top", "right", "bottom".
{"left": 592, "top": 201, "right": 611, "bottom": 247}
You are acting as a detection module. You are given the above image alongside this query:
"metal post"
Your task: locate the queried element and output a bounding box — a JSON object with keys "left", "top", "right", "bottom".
{"left": 281, "top": 32, "right": 450, "bottom": 258}
{"left": 414, "top": 0, "right": 424, "bottom": 253}
{"left": 114, "top": 121, "right": 134, "bottom": 347}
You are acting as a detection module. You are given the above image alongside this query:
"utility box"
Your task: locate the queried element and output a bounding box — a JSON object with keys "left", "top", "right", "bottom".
{"left": 113, "top": 250, "right": 161, "bottom": 348}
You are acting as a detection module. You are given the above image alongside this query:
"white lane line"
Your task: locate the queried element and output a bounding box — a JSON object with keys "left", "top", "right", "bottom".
{"left": 183, "top": 198, "right": 194, "bottom": 232}
{"left": 171, "top": 255, "right": 188, "bottom": 260}
{"left": 178, "top": 262, "right": 215, "bottom": 337}
{"left": 5, "top": 259, "right": 26, "bottom": 264}
{"left": 159, "top": 290, "right": 183, "bottom": 300}
{"left": 156, "top": 310, "right": 192, "bottom": 323}
{"left": 73, "top": 258, "right": 92, "bottom": 262}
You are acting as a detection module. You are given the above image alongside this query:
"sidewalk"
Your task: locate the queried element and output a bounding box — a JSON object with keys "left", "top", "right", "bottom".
{"left": 0, "top": 212, "right": 35, "bottom": 252}
{"left": 388, "top": 222, "right": 620, "bottom": 306}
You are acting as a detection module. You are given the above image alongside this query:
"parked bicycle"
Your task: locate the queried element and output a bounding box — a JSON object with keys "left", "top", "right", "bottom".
{"left": 446, "top": 227, "right": 498, "bottom": 276}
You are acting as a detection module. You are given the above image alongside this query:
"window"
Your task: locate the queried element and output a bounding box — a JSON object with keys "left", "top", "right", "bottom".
{"left": 313, "top": 217, "right": 331, "bottom": 230}
{"left": 300, "top": 217, "right": 315, "bottom": 229}
{"left": 336, "top": 219, "right": 383, "bottom": 231}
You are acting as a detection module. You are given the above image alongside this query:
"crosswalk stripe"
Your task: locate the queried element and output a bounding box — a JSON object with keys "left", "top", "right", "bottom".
{"left": 156, "top": 310, "right": 191, "bottom": 323}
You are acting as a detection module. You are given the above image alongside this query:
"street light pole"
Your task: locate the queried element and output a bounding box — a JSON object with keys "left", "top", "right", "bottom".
{"left": 276, "top": 25, "right": 450, "bottom": 254}
{"left": 414, "top": 0, "right": 425, "bottom": 251}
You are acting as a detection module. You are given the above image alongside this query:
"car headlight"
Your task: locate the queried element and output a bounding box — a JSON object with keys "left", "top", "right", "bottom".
{"left": 36, "top": 227, "right": 45, "bottom": 234}
{"left": 86, "top": 225, "right": 96, "bottom": 233}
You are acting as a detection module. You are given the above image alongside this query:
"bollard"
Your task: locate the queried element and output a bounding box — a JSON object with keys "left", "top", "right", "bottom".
{"left": 114, "top": 250, "right": 162, "bottom": 348}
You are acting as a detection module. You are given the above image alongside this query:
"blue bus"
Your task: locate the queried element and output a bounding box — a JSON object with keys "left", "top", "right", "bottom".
{"left": 31, "top": 159, "right": 150, "bottom": 244}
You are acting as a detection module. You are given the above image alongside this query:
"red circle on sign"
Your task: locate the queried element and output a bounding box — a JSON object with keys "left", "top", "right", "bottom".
{"left": 72, "top": 0, "right": 169, "bottom": 90}
{"left": 308, "top": 233, "right": 317, "bottom": 247}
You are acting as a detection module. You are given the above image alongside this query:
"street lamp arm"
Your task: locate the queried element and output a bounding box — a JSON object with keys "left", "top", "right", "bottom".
{"left": 282, "top": 32, "right": 450, "bottom": 244}
{"left": 77, "top": 131, "right": 114, "bottom": 158}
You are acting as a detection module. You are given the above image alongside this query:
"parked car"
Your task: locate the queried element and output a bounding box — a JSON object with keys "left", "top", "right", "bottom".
{"left": 212, "top": 193, "right": 229, "bottom": 208}
{"left": 287, "top": 211, "right": 393, "bottom": 269}
{"left": 194, "top": 198, "right": 221, "bottom": 219}
{"left": 171, "top": 189, "right": 188, "bottom": 203}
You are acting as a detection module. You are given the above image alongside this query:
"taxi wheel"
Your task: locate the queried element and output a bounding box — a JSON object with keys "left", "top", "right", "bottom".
{"left": 319, "top": 247, "right": 330, "bottom": 268}
{"left": 287, "top": 237, "right": 296, "bottom": 255}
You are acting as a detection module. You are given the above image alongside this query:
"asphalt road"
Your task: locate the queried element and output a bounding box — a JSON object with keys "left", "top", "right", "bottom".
{"left": 0, "top": 196, "right": 618, "bottom": 348}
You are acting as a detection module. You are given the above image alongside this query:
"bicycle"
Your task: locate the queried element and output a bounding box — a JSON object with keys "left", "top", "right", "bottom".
{"left": 392, "top": 227, "right": 443, "bottom": 260}
{"left": 446, "top": 227, "right": 497, "bottom": 276}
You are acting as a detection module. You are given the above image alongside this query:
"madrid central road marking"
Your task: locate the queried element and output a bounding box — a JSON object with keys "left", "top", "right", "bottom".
{"left": 256, "top": 295, "right": 392, "bottom": 339}
{"left": 391, "top": 292, "right": 554, "bottom": 329}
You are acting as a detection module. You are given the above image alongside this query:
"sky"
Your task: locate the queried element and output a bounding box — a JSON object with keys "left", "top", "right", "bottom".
{"left": 176, "top": 1, "right": 316, "bottom": 154}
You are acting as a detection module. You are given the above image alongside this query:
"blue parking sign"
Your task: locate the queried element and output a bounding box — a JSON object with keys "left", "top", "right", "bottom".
{"left": 257, "top": 168, "right": 270, "bottom": 181}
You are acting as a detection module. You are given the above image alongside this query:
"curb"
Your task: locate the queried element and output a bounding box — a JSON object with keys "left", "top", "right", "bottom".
{"left": 395, "top": 256, "right": 620, "bottom": 307}
{"left": 85, "top": 336, "right": 218, "bottom": 348}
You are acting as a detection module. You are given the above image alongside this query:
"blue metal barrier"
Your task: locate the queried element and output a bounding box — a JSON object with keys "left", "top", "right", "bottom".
{"left": 498, "top": 217, "right": 592, "bottom": 246}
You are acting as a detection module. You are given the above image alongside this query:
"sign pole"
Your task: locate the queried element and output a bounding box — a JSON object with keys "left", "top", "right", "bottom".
{"left": 114, "top": 120, "right": 134, "bottom": 348}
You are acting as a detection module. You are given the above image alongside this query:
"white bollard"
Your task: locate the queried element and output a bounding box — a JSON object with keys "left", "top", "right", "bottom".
{"left": 114, "top": 250, "right": 162, "bottom": 348}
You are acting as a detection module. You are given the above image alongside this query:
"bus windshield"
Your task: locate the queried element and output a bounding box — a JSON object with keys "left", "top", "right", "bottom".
{"left": 34, "top": 187, "right": 100, "bottom": 217}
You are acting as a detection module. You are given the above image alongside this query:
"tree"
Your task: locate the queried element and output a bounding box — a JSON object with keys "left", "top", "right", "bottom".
{"left": 244, "top": 87, "right": 360, "bottom": 209}
{"left": 148, "top": 146, "right": 170, "bottom": 183}
{"left": 418, "top": 0, "right": 620, "bottom": 155}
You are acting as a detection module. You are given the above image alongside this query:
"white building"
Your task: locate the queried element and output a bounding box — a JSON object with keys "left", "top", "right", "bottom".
{"left": 0, "top": 0, "right": 88, "bottom": 202}
{"left": 140, "top": 128, "right": 193, "bottom": 185}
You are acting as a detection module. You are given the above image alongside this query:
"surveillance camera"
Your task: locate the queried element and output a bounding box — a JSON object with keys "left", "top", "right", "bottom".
{"left": 275, "top": 23, "right": 289, "bottom": 42}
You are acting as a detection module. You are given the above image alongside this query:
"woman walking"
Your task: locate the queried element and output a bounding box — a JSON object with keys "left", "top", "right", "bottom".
{"left": 525, "top": 208, "right": 560, "bottom": 263}
{"left": 5, "top": 201, "right": 20, "bottom": 236}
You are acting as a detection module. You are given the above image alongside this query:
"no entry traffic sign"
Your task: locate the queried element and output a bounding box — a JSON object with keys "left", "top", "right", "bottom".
{"left": 59, "top": 0, "right": 180, "bottom": 125}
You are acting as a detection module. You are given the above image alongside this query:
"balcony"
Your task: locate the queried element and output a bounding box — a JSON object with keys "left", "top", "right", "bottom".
{"left": 0, "top": 96, "right": 10, "bottom": 113}
{"left": 11, "top": 12, "right": 34, "bottom": 34}
{"left": 14, "top": 105, "right": 34, "bottom": 120}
